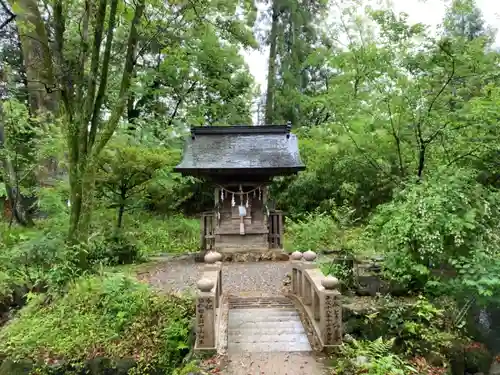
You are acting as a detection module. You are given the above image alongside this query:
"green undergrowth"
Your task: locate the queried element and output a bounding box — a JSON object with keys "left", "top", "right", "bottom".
{"left": 284, "top": 211, "right": 371, "bottom": 256}
{"left": 0, "top": 211, "right": 199, "bottom": 298}
{"left": 333, "top": 337, "right": 417, "bottom": 375}
{"left": 91, "top": 210, "right": 200, "bottom": 256}
{"left": 130, "top": 213, "right": 199, "bottom": 255}
{"left": 0, "top": 273, "right": 195, "bottom": 373}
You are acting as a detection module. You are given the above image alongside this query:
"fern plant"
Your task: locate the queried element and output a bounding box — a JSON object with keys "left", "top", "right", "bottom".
{"left": 334, "top": 337, "right": 417, "bottom": 375}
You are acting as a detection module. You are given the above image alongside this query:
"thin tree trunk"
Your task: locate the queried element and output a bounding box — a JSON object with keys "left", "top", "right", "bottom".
{"left": 265, "top": 0, "right": 279, "bottom": 125}
{"left": 117, "top": 192, "right": 125, "bottom": 229}
{"left": 0, "top": 102, "right": 33, "bottom": 226}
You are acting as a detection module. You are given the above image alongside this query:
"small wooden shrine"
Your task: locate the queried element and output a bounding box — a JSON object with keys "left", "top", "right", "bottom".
{"left": 174, "top": 124, "right": 305, "bottom": 255}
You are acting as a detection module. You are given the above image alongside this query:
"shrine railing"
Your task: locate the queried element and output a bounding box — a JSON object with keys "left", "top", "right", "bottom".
{"left": 268, "top": 210, "right": 284, "bottom": 249}
{"left": 200, "top": 211, "right": 215, "bottom": 251}
{"left": 194, "top": 251, "right": 223, "bottom": 352}
{"left": 289, "top": 251, "right": 343, "bottom": 350}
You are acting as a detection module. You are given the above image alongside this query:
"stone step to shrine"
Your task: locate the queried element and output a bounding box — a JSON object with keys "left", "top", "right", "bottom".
{"left": 227, "top": 296, "right": 312, "bottom": 354}
{"left": 229, "top": 296, "right": 294, "bottom": 309}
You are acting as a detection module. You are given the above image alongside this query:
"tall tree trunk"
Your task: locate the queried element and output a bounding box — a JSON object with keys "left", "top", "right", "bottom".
{"left": 264, "top": 0, "right": 279, "bottom": 125}
{"left": 10, "top": 0, "right": 58, "bottom": 115}
{"left": 64, "top": 0, "right": 145, "bottom": 244}
{"left": 0, "top": 101, "right": 33, "bottom": 226}
{"left": 9, "top": 0, "right": 59, "bottom": 221}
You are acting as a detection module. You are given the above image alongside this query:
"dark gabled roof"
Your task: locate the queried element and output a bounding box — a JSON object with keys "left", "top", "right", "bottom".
{"left": 174, "top": 125, "right": 305, "bottom": 179}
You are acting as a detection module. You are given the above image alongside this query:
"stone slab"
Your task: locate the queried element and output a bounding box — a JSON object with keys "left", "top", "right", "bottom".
{"left": 228, "top": 342, "right": 312, "bottom": 353}
{"left": 222, "top": 352, "right": 327, "bottom": 375}
{"left": 227, "top": 307, "right": 312, "bottom": 353}
{"left": 229, "top": 321, "right": 305, "bottom": 330}
{"left": 229, "top": 326, "right": 307, "bottom": 336}
{"left": 228, "top": 333, "right": 310, "bottom": 344}
{"left": 229, "top": 308, "right": 299, "bottom": 323}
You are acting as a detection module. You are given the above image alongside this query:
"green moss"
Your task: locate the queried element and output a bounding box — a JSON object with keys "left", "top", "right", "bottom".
{"left": 0, "top": 273, "right": 195, "bottom": 372}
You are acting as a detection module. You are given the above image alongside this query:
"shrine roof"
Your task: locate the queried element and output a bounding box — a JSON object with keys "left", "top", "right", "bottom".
{"left": 174, "top": 125, "right": 305, "bottom": 179}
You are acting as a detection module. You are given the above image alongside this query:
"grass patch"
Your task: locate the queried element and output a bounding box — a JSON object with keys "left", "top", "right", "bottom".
{"left": 0, "top": 273, "right": 195, "bottom": 373}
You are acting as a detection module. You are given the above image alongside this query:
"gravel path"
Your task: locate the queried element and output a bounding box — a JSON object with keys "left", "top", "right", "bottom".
{"left": 137, "top": 259, "right": 290, "bottom": 295}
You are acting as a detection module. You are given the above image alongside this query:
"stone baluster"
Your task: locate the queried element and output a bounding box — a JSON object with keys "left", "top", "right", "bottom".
{"left": 320, "top": 275, "right": 342, "bottom": 345}
{"left": 290, "top": 251, "right": 302, "bottom": 294}
{"left": 204, "top": 250, "right": 222, "bottom": 307}
{"left": 301, "top": 251, "right": 316, "bottom": 305}
{"left": 204, "top": 250, "right": 222, "bottom": 266}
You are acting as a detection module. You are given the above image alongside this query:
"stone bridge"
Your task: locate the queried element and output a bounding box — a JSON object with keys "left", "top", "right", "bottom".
{"left": 194, "top": 250, "right": 343, "bottom": 360}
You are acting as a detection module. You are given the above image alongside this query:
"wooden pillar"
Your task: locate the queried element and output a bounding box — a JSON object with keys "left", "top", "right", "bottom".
{"left": 214, "top": 187, "right": 219, "bottom": 208}
{"left": 200, "top": 213, "right": 205, "bottom": 251}
{"left": 263, "top": 186, "right": 268, "bottom": 245}
{"left": 278, "top": 211, "right": 284, "bottom": 249}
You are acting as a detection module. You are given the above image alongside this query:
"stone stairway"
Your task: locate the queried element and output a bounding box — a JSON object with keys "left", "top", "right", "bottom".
{"left": 227, "top": 296, "right": 312, "bottom": 354}
{"left": 224, "top": 296, "right": 326, "bottom": 374}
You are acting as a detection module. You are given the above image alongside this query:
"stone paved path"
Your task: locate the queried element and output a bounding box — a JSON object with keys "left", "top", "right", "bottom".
{"left": 228, "top": 306, "right": 311, "bottom": 353}
{"left": 137, "top": 258, "right": 326, "bottom": 375}
{"left": 223, "top": 352, "right": 326, "bottom": 375}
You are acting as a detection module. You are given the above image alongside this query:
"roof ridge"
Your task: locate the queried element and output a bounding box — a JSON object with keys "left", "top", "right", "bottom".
{"left": 191, "top": 125, "right": 292, "bottom": 137}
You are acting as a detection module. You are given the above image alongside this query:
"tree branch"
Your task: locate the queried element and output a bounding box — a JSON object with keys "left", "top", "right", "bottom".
{"left": 0, "top": 0, "right": 15, "bottom": 31}
{"left": 81, "top": 0, "right": 108, "bottom": 156}
{"left": 75, "top": 0, "right": 90, "bottom": 107}
{"left": 88, "top": 0, "right": 119, "bottom": 150}
{"left": 94, "top": 0, "right": 145, "bottom": 157}
{"left": 167, "top": 81, "right": 197, "bottom": 126}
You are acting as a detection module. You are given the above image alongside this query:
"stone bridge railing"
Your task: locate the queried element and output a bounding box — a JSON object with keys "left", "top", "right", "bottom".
{"left": 195, "top": 251, "right": 223, "bottom": 352}
{"left": 289, "top": 250, "right": 343, "bottom": 350}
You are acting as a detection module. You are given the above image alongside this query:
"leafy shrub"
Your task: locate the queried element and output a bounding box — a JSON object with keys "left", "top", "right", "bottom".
{"left": 285, "top": 208, "right": 370, "bottom": 254}
{"left": 88, "top": 230, "right": 143, "bottom": 266}
{"left": 358, "top": 295, "right": 465, "bottom": 362}
{"left": 95, "top": 140, "right": 169, "bottom": 228}
{"left": 89, "top": 210, "right": 199, "bottom": 258}
{"left": 0, "top": 273, "right": 195, "bottom": 372}
{"left": 271, "top": 132, "right": 395, "bottom": 221}
{"left": 333, "top": 337, "right": 416, "bottom": 375}
{"left": 285, "top": 212, "right": 342, "bottom": 252}
{"left": 130, "top": 214, "right": 200, "bottom": 255}
{"left": 0, "top": 223, "right": 39, "bottom": 253}
{"left": 463, "top": 342, "right": 492, "bottom": 374}
{"left": 0, "top": 271, "right": 14, "bottom": 313}
{"left": 369, "top": 168, "right": 500, "bottom": 301}
{"left": 172, "top": 361, "right": 202, "bottom": 375}
{"left": 0, "top": 230, "right": 85, "bottom": 293}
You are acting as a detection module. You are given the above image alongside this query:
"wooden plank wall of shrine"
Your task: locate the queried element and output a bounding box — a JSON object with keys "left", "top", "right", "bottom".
{"left": 200, "top": 186, "right": 284, "bottom": 253}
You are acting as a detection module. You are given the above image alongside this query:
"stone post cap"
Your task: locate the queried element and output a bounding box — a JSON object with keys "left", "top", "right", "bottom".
{"left": 303, "top": 250, "right": 317, "bottom": 262}
{"left": 204, "top": 251, "right": 222, "bottom": 264}
{"left": 321, "top": 275, "right": 340, "bottom": 290}
{"left": 290, "top": 251, "right": 303, "bottom": 260}
{"left": 197, "top": 278, "right": 214, "bottom": 292}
